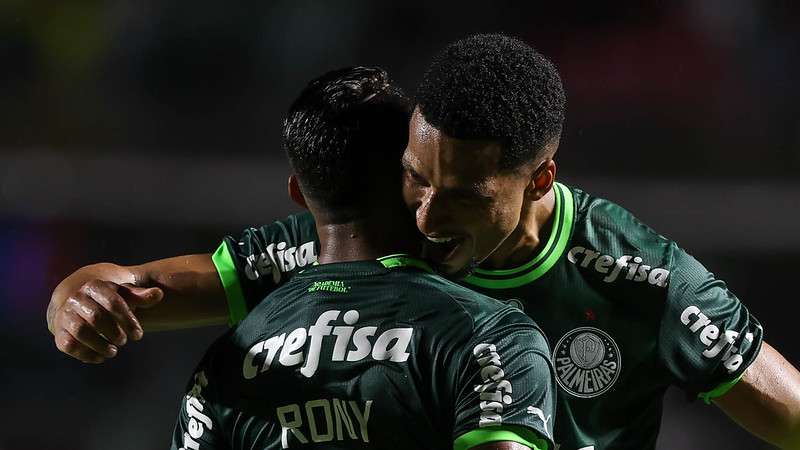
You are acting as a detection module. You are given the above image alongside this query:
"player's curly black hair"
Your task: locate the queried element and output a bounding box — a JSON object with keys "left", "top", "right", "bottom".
{"left": 284, "top": 66, "right": 412, "bottom": 222}
{"left": 416, "top": 34, "right": 566, "bottom": 170}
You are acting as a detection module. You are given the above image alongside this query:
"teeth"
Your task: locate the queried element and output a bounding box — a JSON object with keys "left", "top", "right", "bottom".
{"left": 426, "top": 236, "right": 455, "bottom": 244}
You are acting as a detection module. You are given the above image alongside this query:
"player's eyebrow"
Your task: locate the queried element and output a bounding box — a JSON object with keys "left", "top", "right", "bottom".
{"left": 445, "top": 185, "right": 493, "bottom": 200}
{"left": 401, "top": 154, "right": 428, "bottom": 182}
{"left": 402, "top": 153, "right": 492, "bottom": 199}
{"left": 400, "top": 154, "right": 417, "bottom": 172}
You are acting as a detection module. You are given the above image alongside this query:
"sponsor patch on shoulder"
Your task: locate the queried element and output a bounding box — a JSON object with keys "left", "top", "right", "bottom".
{"left": 680, "top": 305, "right": 756, "bottom": 374}
{"left": 567, "top": 246, "right": 670, "bottom": 287}
{"left": 244, "top": 241, "right": 317, "bottom": 283}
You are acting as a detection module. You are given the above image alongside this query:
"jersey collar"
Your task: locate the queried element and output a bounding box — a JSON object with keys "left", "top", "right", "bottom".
{"left": 306, "top": 254, "right": 434, "bottom": 274}
{"left": 464, "top": 182, "right": 575, "bottom": 290}
{"left": 377, "top": 254, "right": 435, "bottom": 273}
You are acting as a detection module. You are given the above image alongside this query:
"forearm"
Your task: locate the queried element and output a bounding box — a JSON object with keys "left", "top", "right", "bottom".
{"left": 49, "top": 254, "right": 228, "bottom": 333}
{"left": 715, "top": 342, "right": 800, "bottom": 449}
{"left": 754, "top": 349, "right": 800, "bottom": 449}
{"left": 132, "top": 254, "right": 228, "bottom": 330}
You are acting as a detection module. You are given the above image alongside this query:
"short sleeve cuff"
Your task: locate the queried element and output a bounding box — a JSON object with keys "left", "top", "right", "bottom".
{"left": 454, "top": 425, "right": 549, "bottom": 450}
{"left": 211, "top": 241, "right": 248, "bottom": 326}
{"left": 697, "top": 372, "right": 744, "bottom": 405}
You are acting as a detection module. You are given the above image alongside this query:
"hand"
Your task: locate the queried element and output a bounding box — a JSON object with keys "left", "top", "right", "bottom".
{"left": 50, "top": 280, "right": 163, "bottom": 364}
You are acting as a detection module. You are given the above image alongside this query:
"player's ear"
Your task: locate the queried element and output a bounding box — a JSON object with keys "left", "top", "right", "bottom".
{"left": 526, "top": 158, "right": 556, "bottom": 201}
{"left": 288, "top": 175, "right": 308, "bottom": 209}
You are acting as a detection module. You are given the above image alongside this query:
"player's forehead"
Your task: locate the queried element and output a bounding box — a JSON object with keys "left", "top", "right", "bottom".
{"left": 404, "top": 109, "right": 504, "bottom": 188}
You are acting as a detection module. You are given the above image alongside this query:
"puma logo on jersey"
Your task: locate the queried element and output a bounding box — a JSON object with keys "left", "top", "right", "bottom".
{"left": 244, "top": 241, "right": 317, "bottom": 283}
{"left": 567, "top": 246, "right": 670, "bottom": 287}
{"left": 473, "top": 343, "right": 513, "bottom": 427}
{"left": 526, "top": 406, "right": 552, "bottom": 438}
{"left": 680, "top": 305, "right": 756, "bottom": 373}
{"left": 243, "top": 310, "right": 413, "bottom": 379}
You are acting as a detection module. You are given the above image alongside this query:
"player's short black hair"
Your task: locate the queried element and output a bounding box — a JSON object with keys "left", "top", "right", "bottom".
{"left": 416, "top": 33, "right": 566, "bottom": 170}
{"left": 284, "top": 66, "right": 412, "bottom": 222}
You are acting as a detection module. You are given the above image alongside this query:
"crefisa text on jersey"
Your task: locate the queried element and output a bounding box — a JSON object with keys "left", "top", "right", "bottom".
{"left": 243, "top": 309, "right": 413, "bottom": 379}
{"left": 243, "top": 240, "right": 317, "bottom": 283}
{"left": 473, "top": 343, "right": 514, "bottom": 427}
{"left": 567, "top": 246, "right": 670, "bottom": 287}
{"left": 680, "top": 305, "right": 755, "bottom": 373}
{"left": 179, "top": 372, "right": 213, "bottom": 450}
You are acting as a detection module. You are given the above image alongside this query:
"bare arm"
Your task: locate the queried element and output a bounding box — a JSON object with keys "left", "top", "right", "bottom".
{"left": 129, "top": 254, "right": 228, "bottom": 331}
{"left": 48, "top": 254, "right": 228, "bottom": 363}
{"left": 714, "top": 341, "right": 800, "bottom": 449}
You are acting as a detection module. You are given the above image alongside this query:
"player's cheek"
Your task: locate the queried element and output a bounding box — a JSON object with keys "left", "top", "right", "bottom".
{"left": 449, "top": 245, "right": 470, "bottom": 267}
{"left": 474, "top": 217, "right": 506, "bottom": 258}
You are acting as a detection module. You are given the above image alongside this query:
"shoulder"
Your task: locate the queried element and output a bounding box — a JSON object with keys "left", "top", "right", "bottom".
{"left": 238, "top": 211, "right": 318, "bottom": 246}
{"left": 282, "top": 211, "right": 318, "bottom": 235}
{"left": 404, "top": 273, "right": 551, "bottom": 369}
{"left": 226, "top": 212, "right": 320, "bottom": 282}
{"left": 566, "top": 185, "right": 745, "bottom": 316}
{"left": 409, "top": 272, "right": 542, "bottom": 335}
{"left": 566, "top": 185, "right": 676, "bottom": 290}
{"left": 187, "top": 329, "right": 244, "bottom": 395}
{"left": 571, "top": 185, "right": 672, "bottom": 257}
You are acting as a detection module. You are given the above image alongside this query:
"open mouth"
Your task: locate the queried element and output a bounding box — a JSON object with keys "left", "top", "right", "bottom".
{"left": 422, "top": 235, "right": 464, "bottom": 264}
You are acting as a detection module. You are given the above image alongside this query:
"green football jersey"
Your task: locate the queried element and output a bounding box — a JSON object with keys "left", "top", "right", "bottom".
{"left": 176, "top": 256, "right": 556, "bottom": 450}
{"left": 212, "top": 182, "right": 764, "bottom": 450}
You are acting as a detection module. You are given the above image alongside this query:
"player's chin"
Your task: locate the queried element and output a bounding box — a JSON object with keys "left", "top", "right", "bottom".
{"left": 436, "top": 257, "right": 479, "bottom": 281}
{"left": 424, "top": 241, "right": 477, "bottom": 280}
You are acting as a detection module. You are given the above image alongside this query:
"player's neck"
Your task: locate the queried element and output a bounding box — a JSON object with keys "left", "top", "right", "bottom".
{"left": 315, "top": 219, "right": 421, "bottom": 265}
{"left": 482, "top": 187, "right": 556, "bottom": 269}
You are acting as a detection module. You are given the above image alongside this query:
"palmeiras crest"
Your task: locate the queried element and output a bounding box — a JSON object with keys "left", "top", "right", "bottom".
{"left": 553, "top": 327, "right": 621, "bottom": 398}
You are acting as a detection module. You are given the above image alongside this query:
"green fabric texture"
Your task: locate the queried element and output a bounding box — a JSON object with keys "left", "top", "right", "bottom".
{"left": 211, "top": 242, "right": 248, "bottom": 325}
{"left": 454, "top": 425, "right": 548, "bottom": 450}
{"left": 378, "top": 254, "right": 435, "bottom": 273}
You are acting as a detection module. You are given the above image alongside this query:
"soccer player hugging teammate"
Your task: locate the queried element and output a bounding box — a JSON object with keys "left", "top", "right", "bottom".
{"left": 402, "top": 35, "right": 800, "bottom": 450}
{"left": 48, "top": 35, "right": 800, "bottom": 449}
{"left": 190, "top": 37, "right": 800, "bottom": 449}
{"left": 171, "top": 67, "right": 557, "bottom": 450}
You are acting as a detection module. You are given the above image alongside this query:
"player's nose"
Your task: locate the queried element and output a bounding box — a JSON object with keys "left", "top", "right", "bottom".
{"left": 415, "top": 189, "right": 449, "bottom": 236}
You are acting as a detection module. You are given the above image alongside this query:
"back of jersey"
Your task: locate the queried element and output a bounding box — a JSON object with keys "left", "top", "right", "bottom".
{"left": 172, "top": 256, "right": 556, "bottom": 450}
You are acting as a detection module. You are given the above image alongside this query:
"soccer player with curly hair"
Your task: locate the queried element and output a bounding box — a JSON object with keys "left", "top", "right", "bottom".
{"left": 48, "top": 34, "right": 800, "bottom": 449}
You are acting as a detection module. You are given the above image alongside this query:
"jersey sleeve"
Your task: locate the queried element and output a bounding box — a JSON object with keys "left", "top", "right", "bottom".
{"left": 212, "top": 212, "right": 319, "bottom": 325}
{"left": 171, "top": 365, "right": 225, "bottom": 450}
{"left": 657, "top": 243, "right": 764, "bottom": 402}
{"left": 452, "top": 308, "right": 557, "bottom": 450}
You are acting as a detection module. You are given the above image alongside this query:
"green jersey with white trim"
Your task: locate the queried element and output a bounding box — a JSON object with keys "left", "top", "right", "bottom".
{"left": 173, "top": 256, "right": 556, "bottom": 450}
{"left": 212, "top": 182, "right": 764, "bottom": 450}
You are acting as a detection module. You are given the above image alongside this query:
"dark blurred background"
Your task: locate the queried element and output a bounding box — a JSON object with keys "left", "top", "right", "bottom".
{"left": 1, "top": 1, "right": 798, "bottom": 449}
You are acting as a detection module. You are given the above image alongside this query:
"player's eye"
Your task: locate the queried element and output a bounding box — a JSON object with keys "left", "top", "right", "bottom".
{"left": 404, "top": 167, "right": 429, "bottom": 187}
{"left": 453, "top": 193, "right": 490, "bottom": 206}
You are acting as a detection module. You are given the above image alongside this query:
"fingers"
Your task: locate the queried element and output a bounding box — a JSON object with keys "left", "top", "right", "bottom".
{"left": 60, "top": 309, "right": 119, "bottom": 359}
{"left": 120, "top": 285, "right": 164, "bottom": 310}
{"left": 51, "top": 279, "right": 149, "bottom": 364}
{"left": 54, "top": 330, "right": 105, "bottom": 364}
{"left": 82, "top": 280, "right": 144, "bottom": 342}
{"left": 65, "top": 293, "right": 126, "bottom": 346}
